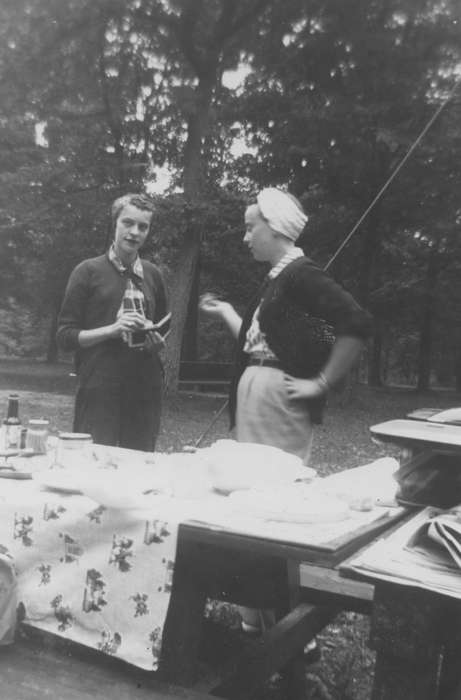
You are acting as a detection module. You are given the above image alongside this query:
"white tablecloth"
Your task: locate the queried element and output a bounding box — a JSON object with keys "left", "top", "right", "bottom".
{"left": 0, "top": 447, "right": 399, "bottom": 669}
{"left": 0, "top": 477, "right": 177, "bottom": 670}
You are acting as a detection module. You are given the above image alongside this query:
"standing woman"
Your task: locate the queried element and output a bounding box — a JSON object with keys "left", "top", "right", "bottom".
{"left": 200, "top": 187, "right": 372, "bottom": 465}
{"left": 57, "top": 193, "right": 168, "bottom": 452}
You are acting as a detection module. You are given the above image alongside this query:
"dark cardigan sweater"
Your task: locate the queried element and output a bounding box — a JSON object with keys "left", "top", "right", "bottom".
{"left": 57, "top": 253, "right": 167, "bottom": 391}
{"left": 229, "top": 256, "right": 372, "bottom": 427}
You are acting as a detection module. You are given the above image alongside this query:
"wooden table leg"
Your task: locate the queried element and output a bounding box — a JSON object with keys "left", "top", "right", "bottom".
{"left": 209, "top": 602, "right": 336, "bottom": 700}
{"left": 280, "top": 559, "right": 308, "bottom": 700}
{"left": 209, "top": 558, "right": 334, "bottom": 700}
{"left": 159, "top": 538, "right": 208, "bottom": 686}
{"left": 438, "top": 606, "right": 461, "bottom": 700}
{"left": 369, "top": 584, "right": 448, "bottom": 700}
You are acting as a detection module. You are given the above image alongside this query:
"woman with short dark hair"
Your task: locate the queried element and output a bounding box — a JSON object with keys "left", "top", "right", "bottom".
{"left": 57, "top": 193, "right": 168, "bottom": 451}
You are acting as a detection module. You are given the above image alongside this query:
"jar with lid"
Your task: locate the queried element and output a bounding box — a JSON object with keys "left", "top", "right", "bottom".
{"left": 3, "top": 394, "right": 22, "bottom": 449}
{"left": 26, "top": 419, "right": 50, "bottom": 454}
{"left": 54, "top": 432, "right": 93, "bottom": 470}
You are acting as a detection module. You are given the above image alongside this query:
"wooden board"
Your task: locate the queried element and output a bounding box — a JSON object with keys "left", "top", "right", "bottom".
{"left": 179, "top": 508, "right": 408, "bottom": 567}
{"left": 406, "top": 409, "right": 443, "bottom": 421}
{"left": 370, "top": 419, "right": 461, "bottom": 450}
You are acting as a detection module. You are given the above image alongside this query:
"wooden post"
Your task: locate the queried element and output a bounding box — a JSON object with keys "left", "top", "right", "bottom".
{"left": 159, "top": 538, "right": 208, "bottom": 685}
{"left": 370, "top": 584, "right": 448, "bottom": 700}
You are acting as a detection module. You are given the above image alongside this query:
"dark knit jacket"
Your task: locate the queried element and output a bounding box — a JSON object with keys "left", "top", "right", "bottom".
{"left": 56, "top": 253, "right": 167, "bottom": 392}
{"left": 229, "top": 256, "right": 372, "bottom": 427}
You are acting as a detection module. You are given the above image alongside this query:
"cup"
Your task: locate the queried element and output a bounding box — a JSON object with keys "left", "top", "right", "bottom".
{"left": 53, "top": 432, "right": 93, "bottom": 470}
{"left": 26, "top": 419, "right": 49, "bottom": 454}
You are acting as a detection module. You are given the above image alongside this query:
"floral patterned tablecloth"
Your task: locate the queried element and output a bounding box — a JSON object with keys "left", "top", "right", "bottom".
{"left": 0, "top": 478, "right": 177, "bottom": 670}
{"left": 0, "top": 448, "right": 400, "bottom": 670}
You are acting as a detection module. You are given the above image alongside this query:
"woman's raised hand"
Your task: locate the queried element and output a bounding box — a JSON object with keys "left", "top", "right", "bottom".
{"left": 199, "top": 293, "right": 229, "bottom": 317}
{"left": 199, "top": 293, "right": 242, "bottom": 338}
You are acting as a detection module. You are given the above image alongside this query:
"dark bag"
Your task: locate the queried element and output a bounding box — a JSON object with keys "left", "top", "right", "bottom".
{"left": 395, "top": 450, "right": 461, "bottom": 509}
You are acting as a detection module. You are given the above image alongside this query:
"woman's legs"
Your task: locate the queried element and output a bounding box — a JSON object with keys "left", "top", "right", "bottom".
{"left": 235, "top": 366, "right": 314, "bottom": 633}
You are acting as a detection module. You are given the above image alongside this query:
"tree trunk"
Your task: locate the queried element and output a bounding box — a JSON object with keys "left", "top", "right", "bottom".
{"left": 369, "top": 321, "right": 384, "bottom": 387}
{"left": 416, "top": 248, "right": 439, "bottom": 392}
{"left": 181, "top": 254, "right": 200, "bottom": 362}
{"left": 164, "top": 227, "right": 201, "bottom": 393}
{"left": 46, "top": 305, "right": 59, "bottom": 363}
{"left": 355, "top": 207, "right": 384, "bottom": 387}
{"left": 163, "top": 74, "right": 215, "bottom": 394}
{"left": 455, "top": 348, "right": 461, "bottom": 392}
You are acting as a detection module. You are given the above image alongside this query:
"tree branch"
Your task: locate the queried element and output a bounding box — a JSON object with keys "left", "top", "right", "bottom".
{"left": 215, "top": 0, "right": 272, "bottom": 44}
{"left": 173, "top": 0, "right": 208, "bottom": 76}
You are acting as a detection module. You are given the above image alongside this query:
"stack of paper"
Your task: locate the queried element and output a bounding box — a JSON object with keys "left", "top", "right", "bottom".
{"left": 422, "top": 509, "right": 461, "bottom": 568}
{"left": 344, "top": 507, "right": 461, "bottom": 599}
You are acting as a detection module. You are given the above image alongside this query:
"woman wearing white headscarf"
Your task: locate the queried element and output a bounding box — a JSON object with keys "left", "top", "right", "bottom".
{"left": 201, "top": 187, "right": 372, "bottom": 464}
{"left": 201, "top": 187, "right": 372, "bottom": 641}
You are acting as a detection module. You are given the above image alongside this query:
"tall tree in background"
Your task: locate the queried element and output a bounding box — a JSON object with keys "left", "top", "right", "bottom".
{"left": 223, "top": 0, "right": 461, "bottom": 386}
{"left": 0, "top": 0, "right": 460, "bottom": 389}
{"left": 0, "top": 0, "right": 280, "bottom": 385}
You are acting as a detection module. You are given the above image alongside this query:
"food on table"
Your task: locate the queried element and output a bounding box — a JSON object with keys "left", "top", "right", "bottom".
{"left": 228, "top": 485, "right": 350, "bottom": 523}
{"left": 200, "top": 439, "right": 316, "bottom": 493}
{"left": 310, "top": 457, "right": 400, "bottom": 510}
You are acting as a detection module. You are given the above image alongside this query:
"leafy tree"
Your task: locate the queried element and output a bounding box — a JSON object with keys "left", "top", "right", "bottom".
{"left": 222, "top": 0, "right": 461, "bottom": 387}
{"left": 1, "top": 0, "right": 460, "bottom": 393}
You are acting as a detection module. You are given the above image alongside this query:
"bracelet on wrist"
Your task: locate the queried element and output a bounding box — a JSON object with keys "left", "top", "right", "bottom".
{"left": 316, "top": 371, "right": 330, "bottom": 393}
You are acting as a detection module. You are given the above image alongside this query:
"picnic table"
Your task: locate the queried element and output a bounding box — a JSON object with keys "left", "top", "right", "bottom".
{"left": 3, "top": 420, "right": 461, "bottom": 700}
{"left": 0, "top": 439, "right": 420, "bottom": 699}
{"left": 159, "top": 508, "right": 407, "bottom": 698}
{"left": 342, "top": 416, "right": 461, "bottom": 700}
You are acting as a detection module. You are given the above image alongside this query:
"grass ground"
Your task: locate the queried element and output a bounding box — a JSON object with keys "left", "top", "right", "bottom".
{"left": 1, "top": 359, "right": 460, "bottom": 699}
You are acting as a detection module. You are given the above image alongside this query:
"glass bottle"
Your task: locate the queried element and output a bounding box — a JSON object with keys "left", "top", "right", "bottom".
{"left": 26, "top": 419, "right": 50, "bottom": 454}
{"left": 123, "top": 285, "right": 148, "bottom": 348}
{"left": 4, "top": 394, "right": 21, "bottom": 449}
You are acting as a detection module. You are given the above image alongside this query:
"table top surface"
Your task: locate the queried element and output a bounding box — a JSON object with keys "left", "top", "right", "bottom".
{"left": 370, "top": 419, "right": 461, "bottom": 448}
{"left": 180, "top": 507, "right": 409, "bottom": 567}
{"left": 3, "top": 443, "right": 407, "bottom": 569}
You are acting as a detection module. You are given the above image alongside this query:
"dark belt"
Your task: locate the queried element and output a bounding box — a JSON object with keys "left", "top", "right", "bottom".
{"left": 248, "top": 358, "right": 283, "bottom": 369}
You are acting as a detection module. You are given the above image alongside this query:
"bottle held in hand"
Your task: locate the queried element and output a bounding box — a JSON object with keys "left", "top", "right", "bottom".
{"left": 122, "top": 296, "right": 148, "bottom": 348}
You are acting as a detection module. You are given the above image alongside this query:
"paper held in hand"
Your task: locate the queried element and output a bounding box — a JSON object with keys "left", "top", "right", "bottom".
{"left": 150, "top": 311, "right": 172, "bottom": 339}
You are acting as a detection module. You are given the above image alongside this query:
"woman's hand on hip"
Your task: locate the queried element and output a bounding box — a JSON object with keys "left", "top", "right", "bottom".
{"left": 284, "top": 374, "right": 326, "bottom": 399}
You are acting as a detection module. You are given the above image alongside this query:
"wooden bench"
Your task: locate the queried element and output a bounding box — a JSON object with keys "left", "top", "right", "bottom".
{"left": 1, "top": 630, "right": 212, "bottom": 700}
{"left": 179, "top": 362, "right": 231, "bottom": 393}
{"left": 299, "top": 563, "right": 374, "bottom": 614}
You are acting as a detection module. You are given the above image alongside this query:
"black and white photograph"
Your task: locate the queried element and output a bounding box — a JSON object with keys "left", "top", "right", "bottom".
{"left": 0, "top": 1, "right": 460, "bottom": 698}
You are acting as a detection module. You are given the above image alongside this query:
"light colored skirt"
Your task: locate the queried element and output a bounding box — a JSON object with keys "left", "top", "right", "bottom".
{"left": 235, "top": 366, "right": 313, "bottom": 464}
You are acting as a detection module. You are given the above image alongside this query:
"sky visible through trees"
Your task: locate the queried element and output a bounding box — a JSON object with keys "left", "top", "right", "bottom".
{"left": 0, "top": 0, "right": 460, "bottom": 390}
